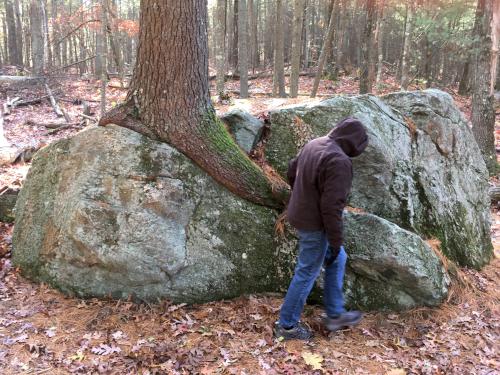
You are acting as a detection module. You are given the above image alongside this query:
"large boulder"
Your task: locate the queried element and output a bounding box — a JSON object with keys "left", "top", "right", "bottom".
{"left": 13, "top": 124, "right": 449, "bottom": 310}
{"left": 12, "top": 125, "right": 295, "bottom": 303}
{"left": 221, "top": 109, "right": 264, "bottom": 154}
{"left": 343, "top": 211, "right": 449, "bottom": 310}
{"left": 265, "top": 89, "right": 493, "bottom": 269}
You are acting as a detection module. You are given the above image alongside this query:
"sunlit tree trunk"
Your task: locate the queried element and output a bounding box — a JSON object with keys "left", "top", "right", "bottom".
{"left": 290, "top": 0, "right": 305, "bottom": 97}
{"left": 100, "top": 0, "right": 288, "bottom": 209}
{"left": 273, "top": 0, "right": 286, "bottom": 97}
{"left": 30, "top": 0, "right": 45, "bottom": 74}
{"left": 359, "top": 0, "right": 376, "bottom": 94}
{"left": 400, "top": 2, "right": 414, "bottom": 90}
{"left": 311, "top": 1, "right": 336, "bottom": 98}
{"left": 215, "top": 0, "right": 226, "bottom": 94}
{"left": 471, "top": 0, "right": 496, "bottom": 173}
{"left": 238, "top": 0, "right": 249, "bottom": 97}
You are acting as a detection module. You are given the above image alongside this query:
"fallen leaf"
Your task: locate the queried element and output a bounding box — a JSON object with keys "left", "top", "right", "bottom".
{"left": 386, "top": 369, "right": 406, "bottom": 375}
{"left": 302, "top": 351, "right": 323, "bottom": 371}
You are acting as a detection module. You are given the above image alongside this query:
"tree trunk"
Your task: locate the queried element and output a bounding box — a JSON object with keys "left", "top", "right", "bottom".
{"left": 311, "top": 0, "right": 336, "bottom": 98}
{"left": 375, "top": 0, "right": 384, "bottom": 88}
{"left": 30, "top": 0, "right": 45, "bottom": 75}
{"left": 238, "top": 0, "right": 249, "bottom": 97}
{"left": 230, "top": 0, "right": 239, "bottom": 72}
{"left": 103, "top": 0, "right": 124, "bottom": 80}
{"left": 273, "top": 0, "right": 286, "bottom": 97}
{"left": 215, "top": 0, "right": 226, "bottom": 94}
{"left": 471, "top": 0, "right": 496, "bottom": 173}
{"left": 14, "top": 0, "right": 23, "bottom": 66}
{"left": 51, "top": 0, "right": 61, "bottom": 67}
{"left": 290, "top": 0, "right": 305, "bottom": 97}
{"left": 99, "top": 0, "right": 288, "bottom": 209}
{"left": 490, "top": 0, "right": 500, "bottom": 95}
{"left": 400, "top": 2, "right": 414, "bottom": 90}
{"left": 248, "top": 0, "right": 258, "bottom": 70}
{"left": 100, "top": 0, "right": 107, "bottom": 116}
{"left": 4, "top": 0, "right": 19, "bottom": 65}
{"left": 359, "top": 0, "right": 376, "bottom": 94}
{"left": 40, "top": 0, "right": 51, "bottom": 69}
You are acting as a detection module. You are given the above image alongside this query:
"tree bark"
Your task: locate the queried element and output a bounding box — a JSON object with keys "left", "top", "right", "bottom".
{"left": 290, "top": 0, "right": 305, "bottom": 97}
{"left": 311, "top": 0, "right": 336, "bottom": 98}
{"left": 30, "top": 0, "right": 45, "bottom": 75}
{"left": 230, "top": 0, "right": 239, "bottom": 72}
{"left": 4, "top": 0, "right": 19, "bottom": 65}
{"left": 14, "top": 0, "right": 23, "bottom": 65}
{"left": 471, "top": 0, "right": 496, "bottom": 173}
{"left": 248, "top": 0, "right": 258, "bottom": 70}
{"left": 215, "top": 0, "right": 226, "bottom": 94}
{"left": 99, "top": 0, "right": 288, "bottom": 209}
{"left": 490, "top": 0, "right": 500, "bottom": 95}
{"left": 273, "top": 0, "right": 286, "bottom": 97}
{"left": 400, "top": 2, "right": 414, "bottom": 90}
{"left": 238, "top": 0, "right": 249, "bottom": 97}
{"left": 359, "top": 0, "right": 376, "bottom": 94}
{"left": 375, "top": 0, "right": 385, "bottom": 89}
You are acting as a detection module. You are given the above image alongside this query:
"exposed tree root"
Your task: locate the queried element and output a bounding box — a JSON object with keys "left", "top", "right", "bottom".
{"left": 99, "top": 100, "right": 290, "bottom": 210}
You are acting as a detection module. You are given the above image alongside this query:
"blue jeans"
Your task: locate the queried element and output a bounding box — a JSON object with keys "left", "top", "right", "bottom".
{"left": 279, "top": 230, "right": 347, "bottom": 328}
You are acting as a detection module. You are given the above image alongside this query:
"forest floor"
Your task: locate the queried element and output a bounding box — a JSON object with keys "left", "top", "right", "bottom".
{"left": 0, "top": 69, "right": 499, "bottom": 374}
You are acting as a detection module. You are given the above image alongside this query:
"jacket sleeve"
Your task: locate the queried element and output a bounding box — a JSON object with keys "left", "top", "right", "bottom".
{"left": 318, "top": 158, "right": 352, "bottom": 253}
{"left": 287, "top": 155, "right": 299, "bottom": 188}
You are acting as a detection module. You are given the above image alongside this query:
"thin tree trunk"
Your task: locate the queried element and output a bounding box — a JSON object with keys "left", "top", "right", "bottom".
{"left": 490, "top": 0, "right": 500, "bottom": 94}
{"left": 248, "top": 0, "right": 258, "bottom": 70}
{"left": 238, "top": 0, "right": 249, "bottom": 97}
{"left": 231, "top": 0, "right": 239, "bottom": 72}
{"left": 400, "top": 2, "right": 414, "bottom": 90}
{"left": 40, "top": 0, "right": 51, "bottom": 69}
{"left": 30, "top": 0, "right": 45, "bottom": 75}
{"left": 311, "top": 0, "right": 336, "bottom": 98}
{"left": 103, "top": 0, "right": 124, "bottom": 81}
{"left": 14, "top": 0, "right": 23, "bottom": 65}
{"left": 375, "top": 0, "right": 385, "bottom": 88}
{"left": 471, "top": 0, "right": 496, "bottom": 173}
{"left": 216, "top": 0, "right": 226, "bottom": 95}
{"left": 99, "top": 0, "right": 288, "bottom": 209}
{"left": 4, "top": 0, "right": 19, "bottom": 65}
{"left": 100, "top": 0, "right": 107, "bottom": 116}
{"left": 359, "top": 0, "right": 376, "bottom": 94}
{"left": 2, "top": 12, "right": 8, "bottom": 64}
{"left": 290, "top": 0, "right": 305, "bottom": 97}
{"left": 273, "top": 0, "right": 286, "bottom": 97}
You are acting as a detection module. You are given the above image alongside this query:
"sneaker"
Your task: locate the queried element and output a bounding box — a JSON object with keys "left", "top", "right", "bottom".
{"left": 273, "top": 321, "right": 313, "bottom": 341}
{"left": 323, "top": 311, "right": 363, "bottom": 332}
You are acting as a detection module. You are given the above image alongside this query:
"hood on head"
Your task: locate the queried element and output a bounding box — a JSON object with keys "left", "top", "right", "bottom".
{"left": 328, "top": 117, "right": 368, "bottom": 157}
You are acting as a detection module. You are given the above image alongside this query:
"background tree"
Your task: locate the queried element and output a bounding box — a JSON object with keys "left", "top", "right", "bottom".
{"left": 471, "top": 0, "right": 496, "bottom": 173}
{"left": 215, "top": 0, "right": 226, "bottom": 95}
{"left": 400, "top": 2, "right": 414, "bottom": 90}
{"left": 290, "top": 0, "right": 305, "bottom": 97}
{"left": 238, "top": 0, "right": 248, "bottom": 98}
{"left": 311, "top": 1, "right": 336, "bottom": 98}
{"left": 273, "top": 0, "right": 286, "bottom": 97}
{"left": 359, "top": 0, "right": 376, "bottom": 94}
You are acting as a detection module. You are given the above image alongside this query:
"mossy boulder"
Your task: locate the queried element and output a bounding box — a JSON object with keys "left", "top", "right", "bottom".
{"left": 265, "top": 89, "right": 492, "bottom": 269}
{"left": 12, "top": 125, "right": 295, "bottom": 303}
{"left": 13, "top": 124, "right": 450, "bottom": 310}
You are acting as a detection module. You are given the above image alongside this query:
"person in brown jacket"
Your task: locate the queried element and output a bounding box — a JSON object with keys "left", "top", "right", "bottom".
{"left": 274, "top": 118, "right": 369, "bottom": 341}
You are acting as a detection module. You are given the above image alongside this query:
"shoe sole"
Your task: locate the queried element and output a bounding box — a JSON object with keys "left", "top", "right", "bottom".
{"left": 324, "top": 315, "right": 363, "bottom": 332}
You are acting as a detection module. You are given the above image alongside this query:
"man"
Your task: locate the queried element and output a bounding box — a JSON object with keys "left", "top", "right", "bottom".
{"left": 274, "top": 118, "right": 369, "bottom": 341}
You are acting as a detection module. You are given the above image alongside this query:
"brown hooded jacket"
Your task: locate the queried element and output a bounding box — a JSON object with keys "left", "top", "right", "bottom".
{"left": 286, "top": 118, "right": 368, "bottom": 254}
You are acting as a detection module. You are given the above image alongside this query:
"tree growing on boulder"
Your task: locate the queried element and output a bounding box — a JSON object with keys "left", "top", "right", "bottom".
{"left": 99, "top": 0, "right": 289, "bottom": 209}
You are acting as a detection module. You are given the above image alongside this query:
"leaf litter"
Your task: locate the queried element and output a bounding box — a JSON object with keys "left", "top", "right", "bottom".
{"left": 0, "top": 70, "right": 499, "bottom": 374}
